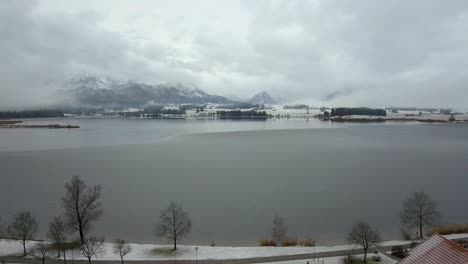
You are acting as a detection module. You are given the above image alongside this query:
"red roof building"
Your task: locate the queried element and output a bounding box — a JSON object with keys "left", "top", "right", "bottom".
{"left": 398, "top": 233, "right": 468, "bottom": 264}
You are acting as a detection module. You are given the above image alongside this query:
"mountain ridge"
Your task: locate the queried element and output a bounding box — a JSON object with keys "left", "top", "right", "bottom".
{"left": 59, "top": 75, "right": 238, "bottom": 107}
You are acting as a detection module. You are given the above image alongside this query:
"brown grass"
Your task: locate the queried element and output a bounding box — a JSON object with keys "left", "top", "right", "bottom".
{"left": 150, "top": 247, "right": 188, "bottom": 256}
{"left": 281, "top": 238, "right": 298, "bottom": 247}
{"left": 259, "top": 240, "right": 276, "bottom": 247}
{"left": 427, "top": 224, "right": 468, "bottom": 236}
{"left": 259, "top": 238, "right": 315, "bottom": 247}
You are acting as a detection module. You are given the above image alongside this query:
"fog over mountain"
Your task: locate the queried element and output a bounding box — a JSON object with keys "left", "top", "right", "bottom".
{"left": 2, "top": 0, "right": 468, "bottom": 108}
{"left": 248, "top": 91, "right": 278, "bottom": 105}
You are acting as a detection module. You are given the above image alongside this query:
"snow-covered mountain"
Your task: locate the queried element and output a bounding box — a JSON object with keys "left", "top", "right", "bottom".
{"left": 60, "top": 75, "right": 236, "bottom": 107}
{"left": 248, "top": 91, "right": 278, "bottom": 105}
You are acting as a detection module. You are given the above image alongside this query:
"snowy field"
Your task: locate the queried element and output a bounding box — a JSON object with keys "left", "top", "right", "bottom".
{"left": 1, "top": 234, "right": 467, "bottom": 261}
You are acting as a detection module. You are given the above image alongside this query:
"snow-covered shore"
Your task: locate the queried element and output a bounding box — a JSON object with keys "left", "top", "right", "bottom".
{"left": 1, "top": 234, "right": 467, "bottom": 261}
{"left": 259, "top": 254, "right": 397, "bottom": 264}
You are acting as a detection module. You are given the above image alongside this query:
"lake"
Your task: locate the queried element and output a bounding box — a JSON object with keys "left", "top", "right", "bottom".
{"left": 1, "top": 118, "right": 467, "bottom": 246}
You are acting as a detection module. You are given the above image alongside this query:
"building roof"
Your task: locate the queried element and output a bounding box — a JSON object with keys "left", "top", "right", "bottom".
{"left": 398, "top": 233, "right": 468, "bottom": 264}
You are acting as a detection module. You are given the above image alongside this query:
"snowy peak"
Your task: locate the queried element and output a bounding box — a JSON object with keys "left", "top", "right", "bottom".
{"left": 65, "top": 73, "right": 119, "bottom": 90}
{"left": 248, "top": 91, "right": 278, "bottom": 105}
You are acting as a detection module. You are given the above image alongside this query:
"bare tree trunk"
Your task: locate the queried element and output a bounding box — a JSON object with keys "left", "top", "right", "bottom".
{"left": 78, "top": 219, "right": 85, "bottom": 244}
{"left": 419, "top": 222, "right": 423, "bottom": 238}
{"left": 87, "top": 257, "right": 91, "bottom": 264}
{"left": 22, "top": 240, "right": 26, "bottom": 256}
{"left": 363, "top": 248, "right": 367, "bottom": 263}
{"left": 120, "top": 257, "right": 124, "bottom": 264}
{"left": 63, "top": 247, "right": 67, "bottom": 264}
{"left": 173, "top": 213, "right": 177, "bottom": 251}
{"left": 75, "top": 200, "right": 85, "bottom": 244}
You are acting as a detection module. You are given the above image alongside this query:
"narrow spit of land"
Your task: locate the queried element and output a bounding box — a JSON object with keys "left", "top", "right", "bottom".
{"left": 0, "top": 120, "right": 79, "bottom": 129}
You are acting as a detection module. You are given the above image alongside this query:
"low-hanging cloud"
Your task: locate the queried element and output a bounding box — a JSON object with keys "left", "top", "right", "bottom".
{"left": 1, "top": 0, "right": 468, "bottom": 108}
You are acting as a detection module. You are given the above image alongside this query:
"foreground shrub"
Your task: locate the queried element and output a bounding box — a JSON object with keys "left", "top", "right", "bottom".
{"left": 259, "top": 240, "right": 276, "bottom": 246}
{"left": 342, "top": 255, "right": 355, "bottom": 264}
{"left": 260, "top": 238, "right": 315, "bottom": 247}
{"left": 457, "top": 240, "right": 468, "bottom": 249}
{"left": 391, "top": 246, "right": 408, "bottom": 259}
{"left": 427, "top": 224, "right": 468, "bottom": 236}
{"left": 298, "top": 239, "right": 315, "bottom": 247}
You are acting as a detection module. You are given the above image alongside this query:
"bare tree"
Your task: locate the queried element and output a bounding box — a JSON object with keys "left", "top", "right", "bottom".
{"left": 400, "top": 191, "right": 441, "bottom": 238}
{"left": 156, "top": 202, "right": 192, "bottom": 250}
{"left": 272, "top": 214, "right": 287, "bottom": 246}
{"left": 7, "top": 211, "right": 39, "bottom": 256}
{"left": 48, "top": 216, "right": 69, "bottom": 261}
{"left": 80, "top": 236, "right": 104, "bottom": 264}
{"left": 0, "top": 217, "right": 3, "bottom": 239}
{"left": 113, "top": 239, "right": 132, "bottom": 264}
{"left": 31, "top": 241, "right": 49, "bottom": 264}
{"left": 62, "top": 176, "right": 103, "bottom": 244}
{"left": 347, "top": 222, "right": 381, "bottom": 263}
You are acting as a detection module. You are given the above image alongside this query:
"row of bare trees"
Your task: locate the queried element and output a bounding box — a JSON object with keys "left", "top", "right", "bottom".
{"left": 269, "top": 191, "right": 440, "bottom": 264}
{"left": 346, "top": 191, "right": 441, "bottom": 263}
{"left": 1, "top": 175, "right": 192, "bottom": 264}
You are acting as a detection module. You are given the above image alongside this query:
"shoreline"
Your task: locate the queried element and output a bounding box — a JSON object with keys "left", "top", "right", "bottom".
{"left": 2, "top": 114, "right": 467, "bottom": 124}
{"left": 318, "top": 116, "right": 464, "bottom": 123}
{"left": 1, "top": 234, "right": 467, "bottom": 262}
{"left": 0, "top": 124, "right": 80, "bottom": 129}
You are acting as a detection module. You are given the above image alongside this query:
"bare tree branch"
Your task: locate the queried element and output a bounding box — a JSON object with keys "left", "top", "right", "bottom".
{"left": 400, "top": 191, "right": 441, "bottom": 238}
{"left": 347, "top": 222, "right": 381, "bottom": 263}
{"left": 113, "top": 239, "right": 132, "bottom": 264}
{"left": 7, "top": 211, "right": 39, "bottom": 256}
{"left": 156, "top": 202, "right": 192, "bottom": 251}
{"left": 80, "top": 236, "right": 104, "bottom": 264}
{"left": 62, "top": 176, "right": 103, "bottom": 244}
{"left": 30, "top": 241, "right": 49, "bottom": 264}
{"left": 48, "top": 216, "right": 69, "bottom": 259}
{"left": 0, "top": 217, "right": 3, "bottom": 239}
{"left": 272, "top": 214, "right": 287, "bottom": 246}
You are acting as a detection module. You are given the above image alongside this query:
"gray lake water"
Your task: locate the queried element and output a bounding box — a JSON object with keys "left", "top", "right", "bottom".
{"left": 1, "top": 118, "right": 467, "bottom": 246}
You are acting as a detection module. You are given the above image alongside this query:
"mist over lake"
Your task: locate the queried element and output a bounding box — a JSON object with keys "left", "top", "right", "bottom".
{"left": 1, "top": 119, "right": 467, "bottom": 246}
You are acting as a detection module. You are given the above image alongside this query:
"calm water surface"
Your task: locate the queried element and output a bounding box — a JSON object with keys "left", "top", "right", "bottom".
{"left": 1, "top": 118, "right": 467, "bottom": 246}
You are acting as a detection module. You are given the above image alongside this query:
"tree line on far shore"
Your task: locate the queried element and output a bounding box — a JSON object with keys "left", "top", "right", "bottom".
{"left": 0, "top": 176, "right": 452, "bottom": 264}
{"left": 217, "top": 110, "right": 270, "bottom": 119}
{"left": 327, "top": 107, "right": 387, "bottom": 117}
{"left": 0, "top": 176, "right": 191, "bottom": 264}
{"left": 0, "top": 110, "right": 65, "bottom": 119}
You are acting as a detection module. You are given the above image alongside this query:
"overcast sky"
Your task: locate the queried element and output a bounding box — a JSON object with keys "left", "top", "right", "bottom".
{"left": 1, "top": 0, "right": 468, "bottom": 108}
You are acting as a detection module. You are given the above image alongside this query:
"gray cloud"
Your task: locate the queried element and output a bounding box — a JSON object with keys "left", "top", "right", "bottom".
{"left": 1, "top": 0, "right": 468, "bottom": 108}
